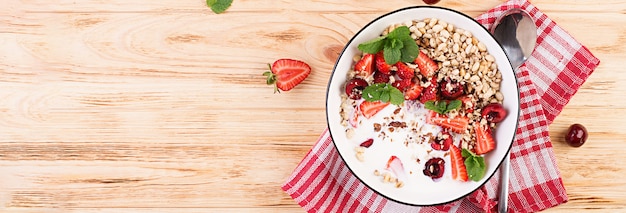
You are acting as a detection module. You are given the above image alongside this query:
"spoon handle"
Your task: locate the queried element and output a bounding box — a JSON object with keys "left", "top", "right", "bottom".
{"left": 498, "top": 152, "right": 510, "bottom": 213}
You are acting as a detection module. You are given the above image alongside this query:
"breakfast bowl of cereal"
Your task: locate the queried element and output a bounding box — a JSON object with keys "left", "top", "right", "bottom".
{"left": 325, "top": 6, "right": 520, "bottom": 206}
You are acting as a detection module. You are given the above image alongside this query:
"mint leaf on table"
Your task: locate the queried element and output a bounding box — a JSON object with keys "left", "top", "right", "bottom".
{"left": 207, "top": 0, "right": 233, "bottom": 14}
{"left": 362, "top": 83, "right": 404, "bottom": 105}
{"left": 462, "top": 148, "right": 486, "bottom": 181}
{"left": 358, "top": 36, "right": 386, "bottom": 54}
{"left": 424, "top": 100, "right": 462, "bottom": 114}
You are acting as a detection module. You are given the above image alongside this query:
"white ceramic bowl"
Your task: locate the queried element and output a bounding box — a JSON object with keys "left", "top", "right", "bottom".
{"left": 326, "top": 6, "right": 519, "bottom": 206}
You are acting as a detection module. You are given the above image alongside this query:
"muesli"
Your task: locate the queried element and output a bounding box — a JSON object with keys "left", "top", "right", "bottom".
{"left": 339, "top": 18, "right": 508, "bottom": 187}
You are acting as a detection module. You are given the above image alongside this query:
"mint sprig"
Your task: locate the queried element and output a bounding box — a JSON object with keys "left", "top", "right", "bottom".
{"left": 424, "top": 100, "right": 461, "bottom": 114}
{"left": 207, "top": 0, "right": 233, "bottom": 14}
{"left": 357, "top": 26, "right": 420, "bottom": 65}
{"left": 461, "top": 148, "right": 486, "bottom": 181}
{"left": 362, "top": 83, "right": 404, "bottom": 105}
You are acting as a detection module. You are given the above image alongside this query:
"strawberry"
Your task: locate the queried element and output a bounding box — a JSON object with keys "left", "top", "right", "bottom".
{"left": 386, "top": 155, "right": 407, "bottom": 181}
{"left": 359, "top": 101, "right": 390, "bottom": 119}
{"left": 354, "top": 54, "right": 374, "bottom": 77}
{"left": 459, "top": 95, "right": 475, "bottom": 113}
{"left": 373, "top": 71, "right": 390, "bottom": 83}
{"left": 395, "top": 62, "right": 415, "bottom": 80}
{"left": 375, "top": 52, "right": 392, "bottom": 74}
{"left": 392, "top": 78, "right": 411, "bottom": 91}
{"left": 474, "top": 122, "right": 496, "bottom": 155}
{"left": 404, "top": 81, "right": 423, "bottom": 100}
{"left": 264, "top": 59, "right": 311, "bottom": 93}
{"left": 450, "top": 145, "right": 468, "bottom": 182}
{"left": 427, "top": 113, "right": 469, "bottom": 134}
{"left": 418, "top": 76, "right": 439, "bottom": 103}
{"left": 414, "top": 50, "right": 438, "bottom": 77}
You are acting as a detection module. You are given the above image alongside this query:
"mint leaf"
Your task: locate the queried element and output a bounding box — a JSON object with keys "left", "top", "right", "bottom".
{"left": 462, "top": 148, "right": 486, "bottom": 182}
{"left": 362, "top": 83, "right": 404, "bottom": 105}
{"left": 207, "top": 0, "right": 233, "bottom": 14}
{"left": 383, "top": 45, "right": 401, "bottom": 65}
{"left": 445, "top": 100, "right": 462, "bottom": 113}
{"left": 424, "top": 101, "right": 443, "bottom": 114}
{"left": 362, "top": 84, "right": 383, "bottom": 101}
{"left": 400, "top": 36, "right": 420, "bottom": 62}
{"left": 389, "top": 88, "right": 404, "bottom": 105}
{"left": 425, "top": 100, "right": 463, "bottom": 114}
{"left": 380, "top": 91, "right": 391, "bottom": 103}
{"left": 387, "top": 26, "right": 411, "bottom": 40}
{"left": 358, "top": 36, "right": 386, "bottom": 54}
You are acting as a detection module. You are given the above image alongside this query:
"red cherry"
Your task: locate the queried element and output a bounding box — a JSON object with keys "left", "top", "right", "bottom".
{"left": 431, "top": 131, "right": 452, "bottom": 151}
{"left": 565, "top": 124, "right": 588, "bottom": 147}
{"left": 423, "top": 157, "right": 445, "bottom": 179}
{"left": 345, "top": 78, "right": 369, "bottom": 100}
{"left": 440, "top": 78, "right": 464, "bottom": 99}
{"left": 423, "top": 0, "right": 441, "bottom": 5}
{"left": 481, "top": 103, "right": 507, "bottom": 123}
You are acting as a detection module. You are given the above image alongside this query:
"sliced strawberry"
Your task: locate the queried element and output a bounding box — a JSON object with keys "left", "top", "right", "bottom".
{"left": 264, "top": 59, "right": 311, "bottom": 93}
{"left": 459, "top": 95, "right": 475, "bottom": 113}
{"left": 360, "top": 138, "right": 374, "bottom": 148}
{"left": 395, "top": 62, "right": 415, "bottom": 80}
{"left": 373, "top": 71, "right": 390, "bottom": 84}
{"left": 404, "top": 81, "right": 423, "bottom": 100}
{"left": 474, "top": 122, "right": 496, "bottom": 155}
{"left": 359, "top": 101, "right": 390, "bottom": 119}
{"left": 386, "top": 156, "right": 407, "bottom": 181}
{"left": 348, "top": 106, "right": 359, "bottom": 128}
{"left": 418, "top": 76, "right": 439, "bottom": 103}
{"left": 392, "top": 78, "right": 411, "bottom": 91}
{"left": 354, "top": 54, "right": 374, "bottom": 77}
{"left": 427, "top": 115, "right": 469, "bottom": 134}
{"left": 375, "top": 52, "right": 392, "bottom": 74}
{"left": 450, "top": 145, "right": 468, "bottom": 182}
{"left": 414, "top": 50, "right": 438, "bottom": 77}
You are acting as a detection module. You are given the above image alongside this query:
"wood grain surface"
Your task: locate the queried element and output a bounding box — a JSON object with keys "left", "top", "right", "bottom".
{"left": 1, "top": 0, "right": 625, "bottom": 212}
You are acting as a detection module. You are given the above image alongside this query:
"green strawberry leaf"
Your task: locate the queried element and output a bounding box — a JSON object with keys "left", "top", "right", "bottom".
{"left": 207, "top": 0, "right": 233, "bottom": 14}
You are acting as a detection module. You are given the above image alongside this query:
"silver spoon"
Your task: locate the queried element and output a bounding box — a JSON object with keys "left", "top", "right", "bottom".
{"left": 489, "top": 8, "right": 537, "bottom": 213}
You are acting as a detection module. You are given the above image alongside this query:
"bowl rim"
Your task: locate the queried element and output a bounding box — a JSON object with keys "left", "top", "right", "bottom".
{"left": 324, "top": 5, "right": 521, "bottom": 206}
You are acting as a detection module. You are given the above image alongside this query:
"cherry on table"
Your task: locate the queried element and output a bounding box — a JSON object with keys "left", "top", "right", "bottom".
{"left": 423, "top": 0, "right": 441, "bottom": 5}
{"left": 565, "top": 123, "right": 588, "bottom": 147}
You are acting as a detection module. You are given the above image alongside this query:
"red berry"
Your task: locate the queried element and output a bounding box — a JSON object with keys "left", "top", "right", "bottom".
{"left": 440, "top": 78, "right": 464, "bottom": 99}
{"left": 565, "top": 124, "right": 588, "bottom": 147}
{"left": 481, "top": 103, "right": 507, "bottom": 123}
{"left": 373, "top": 71, "right": 390, "bottom": 84}
{"left": 418, "top": 76, "right": 439, "bottom": 103}
{"left": 345, "top": 78, "right": 368, "bottom": 100}
{"left": 423, "top": 157, "right": 445, "bottom": 180}
{"left": 431, "top": 130, "right": 452, "bottom": 151}
{"left": 360, "top": 138, "right": 374, "bottom": 148}
{"left": 422, "top": 0, "right": 441, "bottom": 5}
{"left": 392, "top": 78, "right": 411, "bottom": 91}
{"left": 375, "top": 52, "right": 392, "bottom": 74}
{"left": 395, "top": 62, "right": 415, "bottom": 80}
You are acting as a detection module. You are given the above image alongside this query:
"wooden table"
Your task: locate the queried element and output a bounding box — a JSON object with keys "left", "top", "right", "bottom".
{"left": 1, "top": 0, "right": 623, "bottom": 212}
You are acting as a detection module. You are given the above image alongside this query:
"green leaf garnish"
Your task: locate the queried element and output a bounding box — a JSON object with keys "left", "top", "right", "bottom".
{"left": 357, "top": 36, "right": 386, "bottom": 54}
{"left": 207, "top": 0, "right": 233, "bottom": 14}
{"left": 462, "top": 148, "right": 486, "bottom": 181}
{"left": 357, "top": 26, "right": 420, "bottom": 65}
{"left": 362, "top": 83, "right": 404, "bottom": 105}
{"left": 424, "top": 100, "right": 462, "bottom": 114}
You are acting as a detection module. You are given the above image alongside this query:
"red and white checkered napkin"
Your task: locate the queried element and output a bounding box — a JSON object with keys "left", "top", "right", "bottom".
{"left": 282, "top": 0, "right": 600, "bottom": 212}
